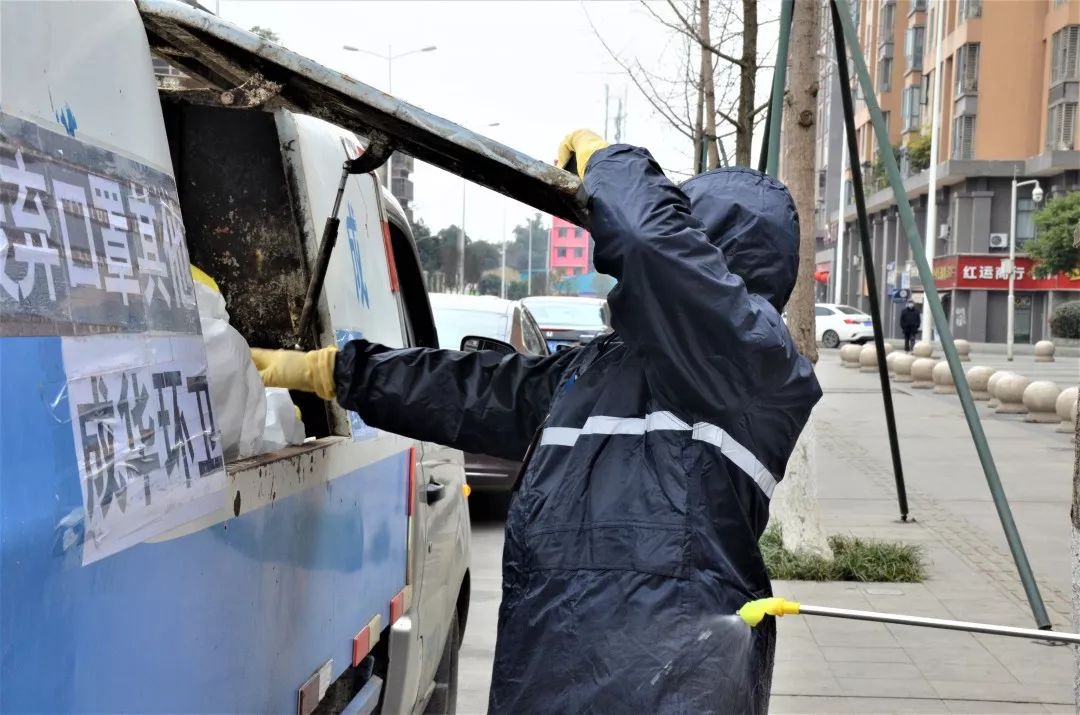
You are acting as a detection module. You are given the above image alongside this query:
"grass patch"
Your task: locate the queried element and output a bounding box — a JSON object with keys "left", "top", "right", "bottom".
{"left": 761, "top": 527, "right": 926, "bottom": 582}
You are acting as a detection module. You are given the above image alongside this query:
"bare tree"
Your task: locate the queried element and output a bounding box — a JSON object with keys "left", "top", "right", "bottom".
{"left": 770, "top": 0, "right": 832, "bottom": 558}
{"left": 586, "top": 0, "right": 769, "bottom": 169}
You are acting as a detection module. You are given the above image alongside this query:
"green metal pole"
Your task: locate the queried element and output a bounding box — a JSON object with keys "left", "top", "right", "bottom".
{"left": 831, "top": 0, "right": 1051, "bottom": 630}
{"left": 765, "top": 0, "right": 793, "bottom": 177}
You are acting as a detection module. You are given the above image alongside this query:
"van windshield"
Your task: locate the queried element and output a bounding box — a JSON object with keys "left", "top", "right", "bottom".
{"left": 524, "top": 300, "right": 606, "bottom": 329}
{"left": 433, "top": 307, "right": 509, "bottom": 350}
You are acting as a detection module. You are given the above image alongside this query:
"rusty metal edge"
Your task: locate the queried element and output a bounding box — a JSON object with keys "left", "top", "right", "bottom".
{"left": 137, "top": 0, "right": 588, "bottom": 225}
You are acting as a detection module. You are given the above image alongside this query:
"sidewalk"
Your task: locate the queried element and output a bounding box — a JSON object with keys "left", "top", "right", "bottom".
{"left": 770, "top": 354, "right": 1078, "bottom": 713}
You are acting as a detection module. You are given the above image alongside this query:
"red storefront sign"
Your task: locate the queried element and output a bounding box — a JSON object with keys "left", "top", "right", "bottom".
{"left": 931, "top": 255, "right": 1080, "bottom": 291}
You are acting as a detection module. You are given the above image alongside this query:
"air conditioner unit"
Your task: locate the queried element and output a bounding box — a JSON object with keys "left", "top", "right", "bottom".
{"left": 938, "top": 223, "right": 950, "bottom": 240}
{"left": 989, "top": 233, "right": 1009, "bottom": 249}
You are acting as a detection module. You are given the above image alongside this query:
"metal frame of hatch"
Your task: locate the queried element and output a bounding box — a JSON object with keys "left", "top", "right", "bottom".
{"left": 136, "top": 0, "right": 1052, "bottom": 630}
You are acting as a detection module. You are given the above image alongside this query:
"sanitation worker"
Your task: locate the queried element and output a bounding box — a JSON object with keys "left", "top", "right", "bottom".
{"left": 252, "top": 130, "right": 821, "bottom": 714}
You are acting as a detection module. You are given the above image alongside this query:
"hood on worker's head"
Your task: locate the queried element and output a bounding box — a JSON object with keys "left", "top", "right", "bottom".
{"left": 680, "top": 167, "right": 800, "bottom": 312}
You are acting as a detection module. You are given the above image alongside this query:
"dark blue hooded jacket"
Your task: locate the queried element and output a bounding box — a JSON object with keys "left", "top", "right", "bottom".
{"left": 335, "top": 146, "right": 821, "bottom": 713}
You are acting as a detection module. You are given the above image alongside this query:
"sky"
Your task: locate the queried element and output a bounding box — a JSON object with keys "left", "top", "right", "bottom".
{"left": 216, "top": 0, "right": 779, "bottom": 244}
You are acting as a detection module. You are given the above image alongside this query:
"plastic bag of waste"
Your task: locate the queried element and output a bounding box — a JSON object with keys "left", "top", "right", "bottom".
{"left": 261, "top": 387, "right": 306, "bottom": 451}
{"left": 193, "top": 267, "right": 266, "bottom": 461}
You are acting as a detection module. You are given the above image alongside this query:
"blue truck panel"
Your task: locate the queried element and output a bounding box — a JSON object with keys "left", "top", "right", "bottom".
{"left": 0, "top": 337, "right": 409, "bottom": 712}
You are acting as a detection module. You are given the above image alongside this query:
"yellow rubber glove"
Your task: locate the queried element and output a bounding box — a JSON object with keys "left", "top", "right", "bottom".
{"left": 556, "top": 129, "right": 609, "bottom": 180}
{"left": 251, "top": 347, "right": 339, "bottom": 401}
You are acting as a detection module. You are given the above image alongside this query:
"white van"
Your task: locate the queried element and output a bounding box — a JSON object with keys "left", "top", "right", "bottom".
{"left": 0, "top": 2, "right": 470, "bottom": 713}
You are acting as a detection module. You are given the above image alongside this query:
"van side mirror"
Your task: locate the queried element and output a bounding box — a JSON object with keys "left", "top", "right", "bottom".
{"left": 460, "top": 335, "right": 516, "bottom": 356}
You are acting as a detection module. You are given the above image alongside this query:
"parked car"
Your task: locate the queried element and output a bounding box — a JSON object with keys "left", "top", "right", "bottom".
{"left": 815, "top": 303, "right": 874, "bottom": 348}
{"left": 522, "top": 296, "right": 611, "bottom": 352}
{"left": 430, "top": 293, "right": 548, "bottom": 492}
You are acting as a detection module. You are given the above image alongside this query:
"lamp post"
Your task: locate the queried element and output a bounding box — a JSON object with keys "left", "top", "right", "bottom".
{"left": 458, "top": 122, "right": 500, "bottom": 293}
{"left": 342, "top": 44, "right": 436, "bottom": 189}
{"left": 341, "top": 44, "right": 437, "bottom": 95}
{"left": 1006, "top": 177, "right": 1043, "bottom": 361}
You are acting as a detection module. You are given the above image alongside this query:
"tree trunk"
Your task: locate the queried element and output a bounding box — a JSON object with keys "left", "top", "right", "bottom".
{"left": 770, "top": 0, "right": 831, "bottom": 558}
{"left": 692, "top": 0, "right": 705, "bottom": 173}
{"left": 735, "top": 0, "right": 757, "bottom": 167}
{"left": 781, "top": 0, "right": 820, "bottom": 367}
{"left": 699, "top": 0, "right": 720, "bottom": 169}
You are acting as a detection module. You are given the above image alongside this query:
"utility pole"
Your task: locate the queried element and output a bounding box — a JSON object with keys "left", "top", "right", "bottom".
{"left": 603, "top": 84, "right": 610, "bottom": 140}
{"left": 459, "top": 186, "right": 467, "bottom": 293}
{"left": 501, "top": 208, "right": 507, "bottom": 299}
{"left": 527, "top": 220, "right": 533, "bottom": 297}
{"left": 921, "top": 0, "right": 945, "bottom": 344}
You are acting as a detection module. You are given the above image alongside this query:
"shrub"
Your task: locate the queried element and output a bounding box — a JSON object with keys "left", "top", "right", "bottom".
{"left": 906, "top": 131, "right": 932, "bottom": 174}
{"left": 761, "top": 527, "right": 926, "bottom": 582}
{"left": 1051, "top": 301, "right": 1080, "bottom": 340}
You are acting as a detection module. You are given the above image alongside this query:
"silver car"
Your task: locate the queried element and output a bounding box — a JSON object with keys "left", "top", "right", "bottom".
{"left": 430, "top": 293, "right": 549, "bottom": 492}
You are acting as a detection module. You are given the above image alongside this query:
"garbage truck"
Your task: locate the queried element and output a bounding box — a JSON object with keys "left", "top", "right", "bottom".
{"left": 0, "top": 1, "right": 471, "bottom": 712}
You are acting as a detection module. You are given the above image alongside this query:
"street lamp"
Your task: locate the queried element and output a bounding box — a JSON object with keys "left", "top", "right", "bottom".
{"left": 341, "top": 44, "right": 437, "bottom": 95}
{"left": 1006, "top": 177, "right": 1043, "bottom": 361}
{"left": 459, "top": 121, "right": 500, "bottom": 293}
{"left": 342, "top": 44, "right": 436, "bottom": 189}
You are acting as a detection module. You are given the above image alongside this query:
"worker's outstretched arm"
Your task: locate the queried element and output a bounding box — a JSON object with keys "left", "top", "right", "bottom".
{"left": 253, "top": 343, "right": 577, "bottom": 460}
{"left": 583, "top": 144, "right": 807, "bottom": 418}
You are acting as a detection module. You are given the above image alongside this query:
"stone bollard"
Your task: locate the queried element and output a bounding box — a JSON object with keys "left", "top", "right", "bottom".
{"left": 883, "top": 342, "right": 894, "bottom": 355}
{"left": 840, "top": 343, "right": 862, "bottom": 368}
{"left": 893, "top": 353, "right": 916, "bottom": 383}
{"left": 932, "top": 361, "right": 956, "bottom": 394}
{"left": 913, "top": 341, "right": 934, "bottom": 358}
{"left": 954, "top": 339, "right": 971, "bottom": 362}
{"left": 1034, "top": 340, "right": 1055, "bottom": 363}
{"left": 986, "top": 371, "right": 1014, "bottom": 409}
{"left": 911, "top": 358, "right": 937, "bottom": 389}
{"left": 995, "top": 374, "right": 1031, "bottom": 415}
{"left": 859, "top": 345, "right": 878, "bottom": 373}
{"left": 1023, "top": 381, "right": 1062, "bottom": 423}
{"left": 966, "top": 366, "right": 996, "bottom": 401}
{"left": 1056, "top": 387, "right": 1078, "bottom": 434}
{"left": 885, "top": 351, "right": 899, "bottom": 376}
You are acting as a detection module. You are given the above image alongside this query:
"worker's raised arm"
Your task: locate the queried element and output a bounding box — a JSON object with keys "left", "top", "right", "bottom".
{"left": 253, "top": 342, "right": 576, "bottom": 460}
{"left": 576, "top": 141, "right": 811, "bottom": 418}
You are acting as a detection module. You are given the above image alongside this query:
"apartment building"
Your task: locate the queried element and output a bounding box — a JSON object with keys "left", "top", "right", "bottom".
{"left": 549, "top": 216, "right": 591, "bottom": 278}
{"left": 820, "top": 0, "right": 1080, "bottom": 344}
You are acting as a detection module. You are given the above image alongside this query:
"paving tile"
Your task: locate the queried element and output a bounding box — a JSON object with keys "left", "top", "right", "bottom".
{"left": 829, "top": 660, "right": 923, "bottom": 680}
{"left": 820, "top": 646, "right": 912, "bottom": 664}
{"left": 771, "top": 673, "right": 845, "bottom": 697}
{"left": 836, "top": 676, "right": 939, "bottom": 699}
{"left": 931, "top": 680, "right": 1074, "bottom": 704}
{"left": 842, "top": 696, "right": 952, "bottom": 714}
{"left": 768, "top": 694, "right": 855, "bottom": 714}
{"left": 943, "top": 699, "right": 1047, "bottom": 714}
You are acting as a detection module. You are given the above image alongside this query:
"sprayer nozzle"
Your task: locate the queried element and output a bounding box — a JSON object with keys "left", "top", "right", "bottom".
{"left": 738, "top": 597, "right": 801, "bottom": 627}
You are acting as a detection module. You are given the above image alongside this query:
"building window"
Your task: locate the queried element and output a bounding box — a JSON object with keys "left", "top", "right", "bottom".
{"left": 1047, "top": 102, "right": 1077, "bottom": 151}
{"left": 556, "top": 248, "right": 567, "bottom": 258}
{"left": 905, "top": 26, "right": 924, "bottom": 72}
{"left": 954, "top": 43, "right": 980, "bottom": 97}
{"left": 1016, "top": 198, "right": 1035, "bottom": 247}
{"left": 952, "top": 115, "right": 976, "bottom": 159}
{"left": 879, "top": 2, "right": 896, "bottom": 46}
{"left": 909, "top": 0, "right": 927, "bottom": 13}
{"left": 878, "top": 56, "right": 893, "bottom": 92}
{"left": 1051, "top": 26, "right": 1079, "bottom": 84}
{"left": 574, "top": 227, "right": 583, "bottom": 237}
{"left": 558, "top": 227, "right": 567, "bottom": 238}
{"left": 958, "top": 0, "right": 981, "bottom": 22}
{"left": 573, "top": 248, "right": 584, "bottom": 258}
{"left": 901, "top": 85, "right": 922, "bottom": 131}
